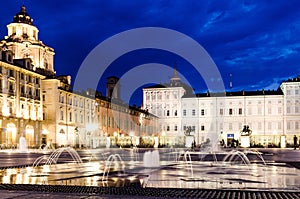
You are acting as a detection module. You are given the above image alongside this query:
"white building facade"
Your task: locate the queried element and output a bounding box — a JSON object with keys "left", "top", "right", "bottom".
{"left": 143, "top": 71, "right": 300, "bottom": 148}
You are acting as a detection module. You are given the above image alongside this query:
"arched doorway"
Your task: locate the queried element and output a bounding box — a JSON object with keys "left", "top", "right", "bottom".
{"left": 25, "top": 125, "right": 34, "bottom": 148}
{"left": 7, "top": 123, "right": 16, "bottom": 147}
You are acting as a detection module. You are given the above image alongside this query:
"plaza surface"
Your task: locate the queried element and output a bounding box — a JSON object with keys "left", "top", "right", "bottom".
{"left": 0, "top": 148, "right": 300, "bottom": 198}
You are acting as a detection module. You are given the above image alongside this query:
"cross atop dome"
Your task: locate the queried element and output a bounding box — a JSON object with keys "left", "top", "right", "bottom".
{"left": 13, "top": 5, "right": 34, "bottom": 25}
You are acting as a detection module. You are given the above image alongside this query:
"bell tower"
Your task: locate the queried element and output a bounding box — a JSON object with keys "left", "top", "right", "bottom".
{"left": 170, "top": 65, "right": 182, "bottom": 87}
{"left": 0, "top": 5, "right": 55, "bottom": 73}
{"left": 106, "top": 76, "right": 120, "bottom": 100}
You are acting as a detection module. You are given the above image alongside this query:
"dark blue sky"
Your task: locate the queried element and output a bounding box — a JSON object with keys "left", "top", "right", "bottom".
{"left": 1, "top": 1, "right": 300, "bottom": 105}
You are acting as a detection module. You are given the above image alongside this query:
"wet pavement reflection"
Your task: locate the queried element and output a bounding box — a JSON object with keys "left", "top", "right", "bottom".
{"left": 0, "top": 148, "right": 299, "bottom": 191}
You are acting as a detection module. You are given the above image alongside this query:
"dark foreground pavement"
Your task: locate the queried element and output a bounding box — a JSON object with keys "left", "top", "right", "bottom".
{"left": 0, "top": 184, "right": 299, "bottom": 199}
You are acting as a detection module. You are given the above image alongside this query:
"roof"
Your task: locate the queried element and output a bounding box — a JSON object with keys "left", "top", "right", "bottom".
{"left": 13, "top": 5, "right": 34, "bottom": 25}
{"left": 143, "top": 84, "right": 167, "bottom": 89}
{"left": 183, "top": 89, "right": 283, "bottom": 98}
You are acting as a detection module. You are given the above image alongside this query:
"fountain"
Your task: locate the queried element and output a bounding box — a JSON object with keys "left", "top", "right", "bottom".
{"left": 143, "top": 150, "right": 160, "bottom": 168}
{"left": 32, "top": 147, "right": 82, "bottom": 167}
{"left": 0, "top": 147, "right": 298, "bottom": 191}
{"left": 18, "top": 137, "right": 28, "bottom": 152}
{"left": 102, "top": 154, "right": 125, "bottom": 182}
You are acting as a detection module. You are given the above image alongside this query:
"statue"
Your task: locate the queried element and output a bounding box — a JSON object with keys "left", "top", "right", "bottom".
{"left": 241, "top": 125, "right": 252, "bottom": 136}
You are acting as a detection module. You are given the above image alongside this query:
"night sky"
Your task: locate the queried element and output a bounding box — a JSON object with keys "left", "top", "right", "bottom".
{"left": 1, "top": 1, "right": 300, "bottom": 105}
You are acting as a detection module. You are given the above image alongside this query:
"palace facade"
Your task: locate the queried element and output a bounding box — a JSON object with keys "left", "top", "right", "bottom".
{"left": 143, "top": 69, "right": 300, "bottom": 148}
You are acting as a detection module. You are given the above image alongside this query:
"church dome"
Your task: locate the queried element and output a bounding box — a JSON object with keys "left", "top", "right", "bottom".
{"left": 13, "top": 5, "right": 33, "bottom": 25}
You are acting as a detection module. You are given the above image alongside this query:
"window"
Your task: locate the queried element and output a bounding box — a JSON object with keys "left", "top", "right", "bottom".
{"left": 296, "top": 106, "right": 299, "bottom": 113}
{"left": 166, "top": 110, "right": 170, "bottom": 116}
{"left": 258, "top": 107, "right": 262, "bottom": 115}
{"left": 192, "top": 126, "right": 195, "bottom": 131}
{"left": 296, "top": 122, "right": 299, "bottom": 130}
{"left": 229, "top": 108, "right": 233, "bottom": 115}
{"left": 69, "top": 112, "right": 72, "bottom": 122}
{"left": 201, "top": 125, "right": 205, "bottom": 131}
{"left": 9, "top": 69, "right": 14, "bottom": 77}
{"left": 103, "top": 116, "right": 106, "bottom": 126}
{"left": 60, "top": 95, "right": 64, "bottom": 103}
{"left": 258, "top": 122, "right": 262, "bottom": 130}
{"left": 268, "top": 122, "right": 271, "bottom": 130}
{"left": 35, "top": 89, "right": 39, "bottom": 97}
{"left": 167, "top": 126, "right": 170, "bottom": 131}
{"left": 174, "top": 110, "right": 177, "bottom": 116}
{"left": 268, "top": 108, "right": 271, "bottom": 114}
{"left": 278, "top": 107, "right": 282, "bottom": 114}
{"left": 220, "top": 123, "right": 223, "bottom": 130}
{"left": 9, "top": 82, "right": 14, "bottom": 92}
{"left": 21, "top": 86, "right": 25, "bottom": 94}
{"left": 158, "top": 93, "right": 162, "bottom": 100}
{"left": 192, "top": 109, "right": 195, "bottom": 116}
{"left": 278, "top": 122, "right": 282, "bottom": 130}
{"left": 201, "top": 109, "right": 205, "bottom": 116}
{"left": 42, "top": 95, "right": 45, "bottom": 101}
{"left": 229, "top": 123, "right": 232, "bottom": 130}
{"left": 287, "top": 107, "right": 290, "bottom": 114}
{"left": 174, "top": 125, "right": 178, "bottom": 131}
{"left": 60, "top": 110, "right": 64, "bottom": 120}
{"left": 183, "top": 110, "right": 186, "bottom": 116}
{"left": 287, "top": 122, "right": 291, "bottom": 130}
{"left": 219, "top": 109, "right": 223, "bottom": 115}
{"left": 239, "top": 108, "right": 242, "bottom": 115}
{"left": 248, "top": 108, "right": 252, "bottom": 115}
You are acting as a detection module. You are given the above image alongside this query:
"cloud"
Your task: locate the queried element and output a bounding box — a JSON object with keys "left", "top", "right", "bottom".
{"left": 1, "top": 0, "right": 300, "bottom": 105}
